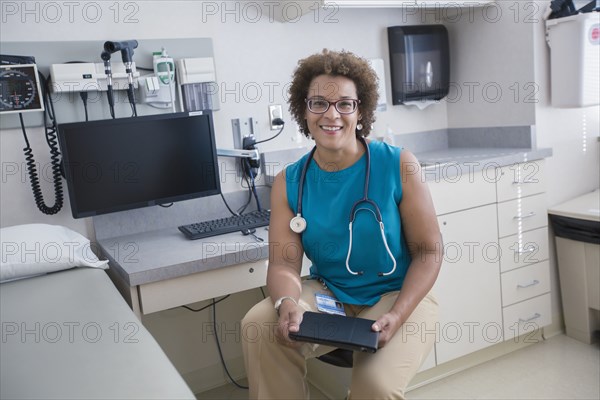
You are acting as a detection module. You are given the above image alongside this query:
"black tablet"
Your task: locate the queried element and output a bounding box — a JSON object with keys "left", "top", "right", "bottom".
{"left": 289, "top": 312, "right": 379, "bottom": 353}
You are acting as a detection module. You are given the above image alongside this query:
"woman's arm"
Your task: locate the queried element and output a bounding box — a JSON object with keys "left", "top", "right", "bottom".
{"left": 372, "top": 150, "right": 443, "bottom": 347}
{"left": 266, "top": 170, "right": 305, "bottom": 344}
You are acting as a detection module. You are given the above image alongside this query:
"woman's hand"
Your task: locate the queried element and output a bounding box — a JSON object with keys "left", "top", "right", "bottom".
{"left": 372, "top": 311, "right": 403, "bottom": 348}
{"left": 275, "top": 301, "right": 304, "bottom": 348}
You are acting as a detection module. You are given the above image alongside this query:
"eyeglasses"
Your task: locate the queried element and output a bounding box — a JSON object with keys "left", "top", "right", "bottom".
{"left": 306, "top": 98, "right": 360, "bottom": 114}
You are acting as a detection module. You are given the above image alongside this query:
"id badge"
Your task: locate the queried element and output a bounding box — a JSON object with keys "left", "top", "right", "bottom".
{"left": 315, "top": 293, "right": 346, "bottom": 316}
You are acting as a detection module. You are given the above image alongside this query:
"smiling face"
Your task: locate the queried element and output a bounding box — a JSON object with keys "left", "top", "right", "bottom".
{"left": 305, "top": 74, "right": 361, "bottom": 152}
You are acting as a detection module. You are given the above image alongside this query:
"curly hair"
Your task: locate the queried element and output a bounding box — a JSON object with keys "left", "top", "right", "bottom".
{"left": 288, "top": 49, "right": 379, "bottom": 138}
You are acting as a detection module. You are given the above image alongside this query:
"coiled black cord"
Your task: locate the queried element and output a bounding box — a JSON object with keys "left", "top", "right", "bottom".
{"left": 18, "top": 71, "right": 64, "bottom": 215}
{"left": 20, "top": 114, "right": 63, "bottom": 215}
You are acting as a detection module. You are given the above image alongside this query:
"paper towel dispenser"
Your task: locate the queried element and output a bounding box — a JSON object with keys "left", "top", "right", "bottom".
{"left": 387, "top": 25, "right": 450, "bottom": 105}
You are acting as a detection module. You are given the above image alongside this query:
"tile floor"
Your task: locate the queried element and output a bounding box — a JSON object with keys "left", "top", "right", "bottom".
{"left": 196, "top": 334, "right": 600, "bottom": 400}
{"left": 196, "top": 380, "right": 329, "bottom": 400}
{"left": 407, "top": 334, "right": 599, "bottom": 399}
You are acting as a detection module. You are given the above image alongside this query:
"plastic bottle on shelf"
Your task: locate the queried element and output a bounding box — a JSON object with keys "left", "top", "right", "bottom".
{"left": 153, "top": 48, "right": 175, "bottom": 87}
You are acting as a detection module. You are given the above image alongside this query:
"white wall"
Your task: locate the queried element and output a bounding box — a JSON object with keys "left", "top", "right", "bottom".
{"left": 1, "top": 0, "right": 599, "bottom": 394}
{"left": 0, "top": 0, "right": 448, "bottom": 233}
{"left": 442, "top": 1, "right": 536, "bottom": 127}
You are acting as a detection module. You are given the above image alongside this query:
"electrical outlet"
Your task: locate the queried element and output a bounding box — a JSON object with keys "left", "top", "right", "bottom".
{"left": 268, "top": 104, "right": 283, "bottom": 130}
{"left": 231, "top": 118, "right": 255, "bottom": 149}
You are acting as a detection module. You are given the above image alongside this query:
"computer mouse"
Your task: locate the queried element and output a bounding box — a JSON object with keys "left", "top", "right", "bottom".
{"left": 241, "top": 228, "right": 256, "bottom": 236}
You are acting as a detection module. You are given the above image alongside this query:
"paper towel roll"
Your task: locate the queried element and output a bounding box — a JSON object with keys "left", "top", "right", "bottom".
{"left": 403, "top": 101, "right": 437, "bottom": 110}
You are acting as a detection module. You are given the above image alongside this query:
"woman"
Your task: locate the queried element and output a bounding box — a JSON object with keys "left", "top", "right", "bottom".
{"left": 242, "top": 49, "right": 442, "bottom": 399}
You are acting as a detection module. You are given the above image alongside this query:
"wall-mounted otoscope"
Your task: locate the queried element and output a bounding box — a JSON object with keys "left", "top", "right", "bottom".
{"left": 100, "top": 51, "right": 116, "bottom": 119}
{"left": 104, "top": 40, "right": 139, "bottom": 116}
{"left": 104, "top": 40, "right": 138, "bottom": 63}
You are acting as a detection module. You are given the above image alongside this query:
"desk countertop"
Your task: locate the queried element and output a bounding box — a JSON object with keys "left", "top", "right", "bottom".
{"left": 263, "top": 145, "right": 552, "bottom": 183}
{"left": 98, "top": 226, "right": 269, "bottom": 286}
{"left": 416, "top": 147, "right": 552, "bottom": 178}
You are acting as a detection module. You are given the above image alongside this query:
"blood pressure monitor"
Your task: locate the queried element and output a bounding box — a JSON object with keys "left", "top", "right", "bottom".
{"left": 0, "top": 64, "right": 45, "bottom": 113}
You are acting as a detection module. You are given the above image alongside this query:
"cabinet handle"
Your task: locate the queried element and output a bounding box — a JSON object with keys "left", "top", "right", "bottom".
{"left": 515, "top": 246, "right": 536, "bottom": 254}
{"left": 513, "top": 212, "right": 536, "bottom": 220}
{"left": 519, "top": 313, "right": 541, "bottom": 323}
{"left": 517, "top": 279, "right": 540, "bottom": 289}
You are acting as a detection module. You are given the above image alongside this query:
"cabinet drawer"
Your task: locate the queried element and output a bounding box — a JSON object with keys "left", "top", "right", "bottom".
{"left": 497, "top": 194, "right": 547, "bottom": 238}
{"left": 139, "top": 260, "right": 269, "bottom": 314}
{"left": 428, "top": 169, "right": 496, "bottom": 216}
{"left": 503, "top": 293, "right": 551, "bottom": 340}
{"left": 499, "top": 227, "right": 550, "bottom": 272}
{"left": 496, "top": 160, "right": 545, "bottom": 203}
{"left": 501, "top": 261, "right": 550, "bottom": 306}
{"left": 138, "top": 256, "right": 312, "bottom": 314}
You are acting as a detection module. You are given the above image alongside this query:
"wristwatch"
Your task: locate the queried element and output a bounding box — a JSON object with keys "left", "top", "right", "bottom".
{"left": 274, "top": 296, "right": 298, "bottom": 314}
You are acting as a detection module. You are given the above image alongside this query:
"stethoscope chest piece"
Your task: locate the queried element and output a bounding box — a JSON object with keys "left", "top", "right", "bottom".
{"left": 290, "top": 214, "right": 307, "bottom": 233}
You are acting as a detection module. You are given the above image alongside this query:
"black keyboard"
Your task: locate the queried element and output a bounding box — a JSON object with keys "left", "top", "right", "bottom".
{"left": 178, "top": 209, "right": 270, "bottom": 240}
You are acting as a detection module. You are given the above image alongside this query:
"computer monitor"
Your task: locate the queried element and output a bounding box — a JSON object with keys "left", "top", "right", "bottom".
{"left": 58, "top": 111, "right": 221, "bottom": 218}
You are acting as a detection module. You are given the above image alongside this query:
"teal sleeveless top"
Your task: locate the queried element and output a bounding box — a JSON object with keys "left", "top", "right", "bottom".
{"left": 286, "top": 140, "right": 411, "bottom": 306}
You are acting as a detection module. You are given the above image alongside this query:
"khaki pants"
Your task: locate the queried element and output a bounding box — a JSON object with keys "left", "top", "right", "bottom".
{"left": 242, "top": 280, "right": 438, "bottom": 400}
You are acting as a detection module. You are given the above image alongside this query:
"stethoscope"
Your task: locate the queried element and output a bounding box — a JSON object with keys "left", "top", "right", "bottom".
{"left": 289, "top": 136, "right": 397, "bottom": 277}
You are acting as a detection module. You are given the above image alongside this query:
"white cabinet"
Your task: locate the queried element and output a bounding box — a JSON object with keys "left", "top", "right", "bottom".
{"left": 497, "top": 194, "right": 548, "bottom": 238}
{"left": 138, "top": 259, "right": 269, "bottom": 314}
{"left": 322, "top": 0, "right": 495, "bottom": 7}
{"left": 499, "top": 226, "right": 550, "bottom": 273}
{"left": 433, "top": 204, "right": 503, "bottom": 364}
{"left": 501, "top": 261, "right": 551, "bottom": 306}
{"left": 503, "top": 293, "right": 552, "bottom": 340}
{"left": 270, "top": 0, "right": 495, "bottom": 22}
{"left": 413, "top": 0, "right": 495, "bottom": 6}
{"left": 323, "top": 0, "right": 417, "bottom": 6}
{"left": 426, "top": 159, "right": 551, "bottom": 367}
{"left": 496, "top": 161, "right": 546, "bottom": 203}
{"left": 137, "top": 255, "right": 312, "bottom": 314}
{"left": 497, "top": 160, "right": 551, "bottom": 341}
{"left": 428, "top": 167, "right": 496, "bottom": 215}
